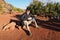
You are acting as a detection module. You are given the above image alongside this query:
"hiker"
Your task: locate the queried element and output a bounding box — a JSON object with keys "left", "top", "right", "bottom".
{"left": 21, "top": 8, "right": 39, "bottom": 35}
{"left": 9, "top": 8, "right": 12, "bottom": 14}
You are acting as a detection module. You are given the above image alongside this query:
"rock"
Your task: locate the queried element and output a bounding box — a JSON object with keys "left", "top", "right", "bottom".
{"left": 2, "top": 22, "right": 16, "bottom": 31}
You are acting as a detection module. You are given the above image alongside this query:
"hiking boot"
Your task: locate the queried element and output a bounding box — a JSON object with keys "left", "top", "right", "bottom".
{"left": 28, "top": 31, "right": 32, "bottom": 36}
{"left": 36, "top": 26, "right": 40, "bottom": 29}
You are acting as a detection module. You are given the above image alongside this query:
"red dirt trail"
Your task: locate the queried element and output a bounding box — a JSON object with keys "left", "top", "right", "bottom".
{"left": 0, "top": 13, "right": 60, "bottom": 40}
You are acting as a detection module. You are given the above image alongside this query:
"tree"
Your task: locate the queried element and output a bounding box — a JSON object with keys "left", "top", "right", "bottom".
{"left": 27, "top": 1, "right": 43, "bottom": 15}
{"left": 27, "top": 1, "right": 60, "bottom": 20}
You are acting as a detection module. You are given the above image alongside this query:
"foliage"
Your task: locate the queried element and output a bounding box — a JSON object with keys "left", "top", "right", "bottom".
{"left": 27, "top": 1, "right": 43, "bottom": 15}
{"left": 12, "top": 7, "right": 24, "bottom": 12}
{"left": 27, "top": 1, "right": 60, "bottom": 19}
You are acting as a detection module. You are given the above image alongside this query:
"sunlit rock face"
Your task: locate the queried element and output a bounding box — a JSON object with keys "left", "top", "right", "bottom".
{"left": 0, "top": 0, "right": 4, "bottom": 3}
{"left": 0, "top": 0, "right": 13, "bottom": 14}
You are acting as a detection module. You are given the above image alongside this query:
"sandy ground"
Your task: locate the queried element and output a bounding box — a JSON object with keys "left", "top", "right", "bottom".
{"left": 0, "top": 13, "right": 60, "bottom": 40}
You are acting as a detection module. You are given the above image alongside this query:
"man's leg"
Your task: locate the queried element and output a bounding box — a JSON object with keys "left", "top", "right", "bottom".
{"left": 23, "top": 20, "right": 32, "bottom": 35}
{"left": 23, "top": 21, "right": 27, "bottom": 29}
{"left": 32, "top": 18, "right": 39, "bottom": 28}
{"left": 26, "top": 21, "right": 32, "bottom": 35}
{"left": 23, "top": 21, "right": 31, "bottom": 31}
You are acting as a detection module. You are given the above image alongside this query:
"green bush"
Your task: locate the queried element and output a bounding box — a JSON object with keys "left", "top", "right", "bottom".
{"left": 27, "top": 1, "right": 60, "bottom": 17}
{"left": 12, "top": 7, "right": 24, "bottom": 12}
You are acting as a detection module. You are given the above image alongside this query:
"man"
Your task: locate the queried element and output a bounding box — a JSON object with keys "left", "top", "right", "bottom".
{"left": 21, "top": 8, "right": 39, "bottom": 35}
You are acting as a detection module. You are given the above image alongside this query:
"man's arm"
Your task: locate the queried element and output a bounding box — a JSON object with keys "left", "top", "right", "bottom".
{"left": 21, "top": 13, "right": 26, "bottom": 21}
{"left": 30, "top": 14, "right": 36, "bottom": 19}
{"left": 21, "top": 13, "right": 28, "bottom": 21}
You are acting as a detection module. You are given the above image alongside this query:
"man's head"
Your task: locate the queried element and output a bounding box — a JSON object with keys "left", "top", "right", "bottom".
{"left": 26, "top": 9, "right": 30, "bottom": 15}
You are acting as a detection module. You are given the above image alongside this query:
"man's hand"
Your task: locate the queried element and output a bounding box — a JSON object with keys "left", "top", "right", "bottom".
{"left": 34, "top": 15, "right": 37, "bottom": 18}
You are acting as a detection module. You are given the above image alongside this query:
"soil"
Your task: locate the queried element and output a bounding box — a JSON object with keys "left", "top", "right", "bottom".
{"left": 0, "top": 13, "right": 60, "bottom": 40}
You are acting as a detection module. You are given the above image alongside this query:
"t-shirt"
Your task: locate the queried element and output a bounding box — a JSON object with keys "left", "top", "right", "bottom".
{"left": 21, "top": 13, "right": 35, "bottom": 21}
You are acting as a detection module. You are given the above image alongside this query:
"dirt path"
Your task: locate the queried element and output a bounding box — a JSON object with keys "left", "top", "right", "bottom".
{"left": 0, "top": 13, "right": 60, "bottom": 40}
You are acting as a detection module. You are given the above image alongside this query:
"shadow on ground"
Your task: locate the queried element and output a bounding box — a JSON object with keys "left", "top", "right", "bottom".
{"left": 9, "top": 14, "right": 60, "bottom": 36}
{"left": 36, "top": 19, "right": 60, "bottom": 32}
